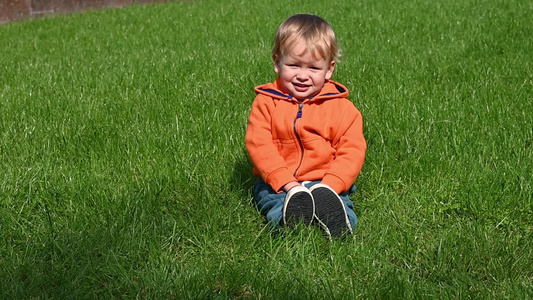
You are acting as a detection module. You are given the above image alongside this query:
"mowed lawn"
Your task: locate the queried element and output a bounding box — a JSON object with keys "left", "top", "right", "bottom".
{"left": 0, "top": 0, "right": 531, "bottom": 298}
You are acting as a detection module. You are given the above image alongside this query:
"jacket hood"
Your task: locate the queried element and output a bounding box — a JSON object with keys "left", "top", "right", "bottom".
{"left": 255, "top": 77, "right": 349, "bottom": 102}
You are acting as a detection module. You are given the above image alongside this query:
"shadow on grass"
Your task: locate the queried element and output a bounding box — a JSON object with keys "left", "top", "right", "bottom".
{"left": 230, "top": 147, "right": 256, "bottom": 207}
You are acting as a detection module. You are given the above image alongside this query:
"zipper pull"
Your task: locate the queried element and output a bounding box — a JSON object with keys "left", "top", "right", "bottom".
{"left": 296, "top": 102, "right": 303, "bottom": 119}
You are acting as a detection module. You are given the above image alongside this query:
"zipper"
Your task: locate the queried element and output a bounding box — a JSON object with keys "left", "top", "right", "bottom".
{"left": 293, "top": 102, "right": 305, "bottom": 177}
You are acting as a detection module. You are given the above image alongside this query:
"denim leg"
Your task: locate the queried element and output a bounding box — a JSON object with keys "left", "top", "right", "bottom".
{"left": 253, "top": 180, "right": 287, "bottom": 227}
{"left": 253, "top": 180, "right": 358, "bottom": 229}
{"left": 339, "top": 189, "right": 358, "bottom": 229}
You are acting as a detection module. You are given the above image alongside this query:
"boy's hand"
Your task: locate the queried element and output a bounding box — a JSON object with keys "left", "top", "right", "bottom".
{"left": 281, "top": 181, "right": 301, "bottom": 193}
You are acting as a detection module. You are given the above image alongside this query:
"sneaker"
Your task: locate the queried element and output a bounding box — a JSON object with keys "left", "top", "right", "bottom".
{"left": 282, "top": 186, "right": 315, "bottom": 226}
{"left": 309, "top": 184, "right": 352, "bottom": 238}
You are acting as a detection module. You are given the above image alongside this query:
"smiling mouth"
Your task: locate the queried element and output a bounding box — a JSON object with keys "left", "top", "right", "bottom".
{"left": 293, "top": 83, "right": 310, "bottom": 91}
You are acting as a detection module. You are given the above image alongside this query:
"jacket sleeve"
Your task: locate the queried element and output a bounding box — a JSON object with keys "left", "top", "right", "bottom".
{"left": 245, "top": 95, "right": 297, "bottom": 192}
{"left": 321, "top": 104, "right": 367, "bottom": 194}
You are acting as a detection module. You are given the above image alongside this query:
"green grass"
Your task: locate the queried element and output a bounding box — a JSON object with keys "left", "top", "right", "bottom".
{"left": 1, "top": 0, "right": 532, "bottom": 298}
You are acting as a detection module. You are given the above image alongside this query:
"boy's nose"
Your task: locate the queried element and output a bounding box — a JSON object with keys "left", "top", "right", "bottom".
{"left": 296, "top": 71, "right": 309, "bottom": 80}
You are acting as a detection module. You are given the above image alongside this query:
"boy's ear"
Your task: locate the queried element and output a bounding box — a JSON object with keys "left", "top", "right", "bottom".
{"left": 325, "top": 60, "right": 336, "bottom": 80}
{"left": 273, "top": 54, "right": 281, "bottom": 74}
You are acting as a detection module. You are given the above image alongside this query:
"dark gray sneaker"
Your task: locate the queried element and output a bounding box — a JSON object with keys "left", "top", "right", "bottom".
{"left": 309, "top": 184, "right": 353, "bottom": 238}
{"left": 282, "top": 186, "right": 315, "bottom": 226}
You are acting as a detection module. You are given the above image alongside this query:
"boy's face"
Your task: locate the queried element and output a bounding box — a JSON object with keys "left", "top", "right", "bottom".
{"left": 274, "top": 39, "right": 335, "bottom": 101}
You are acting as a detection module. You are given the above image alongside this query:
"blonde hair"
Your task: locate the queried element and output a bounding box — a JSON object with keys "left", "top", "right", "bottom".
{"left": 273, "top": 14, "right": 341, "bottom": 63}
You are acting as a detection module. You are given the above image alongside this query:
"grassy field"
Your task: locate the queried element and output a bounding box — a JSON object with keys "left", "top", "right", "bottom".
{"left": 0, "top": 0, "right": 531, "bottom": 298}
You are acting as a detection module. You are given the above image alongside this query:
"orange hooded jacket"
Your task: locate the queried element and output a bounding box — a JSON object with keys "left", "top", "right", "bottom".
{"left": 245, "top": 78, "right": 366, "bottom": 194}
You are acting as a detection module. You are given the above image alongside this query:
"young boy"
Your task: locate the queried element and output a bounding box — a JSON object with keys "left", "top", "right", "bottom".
{"left": 245, "top": 14, "right": 366, "bottom": 238}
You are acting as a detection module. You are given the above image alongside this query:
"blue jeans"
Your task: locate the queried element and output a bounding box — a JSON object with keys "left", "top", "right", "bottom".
{"left": 253, "top": 180, "right": 358, "bottom": 229}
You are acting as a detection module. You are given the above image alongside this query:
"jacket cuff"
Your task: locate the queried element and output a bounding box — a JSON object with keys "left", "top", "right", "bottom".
{"left": 321, "top": 174, "right": 348, "bottom": 194}
{"left": 266, "top": 168, "right": 297, "bottom": 193}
